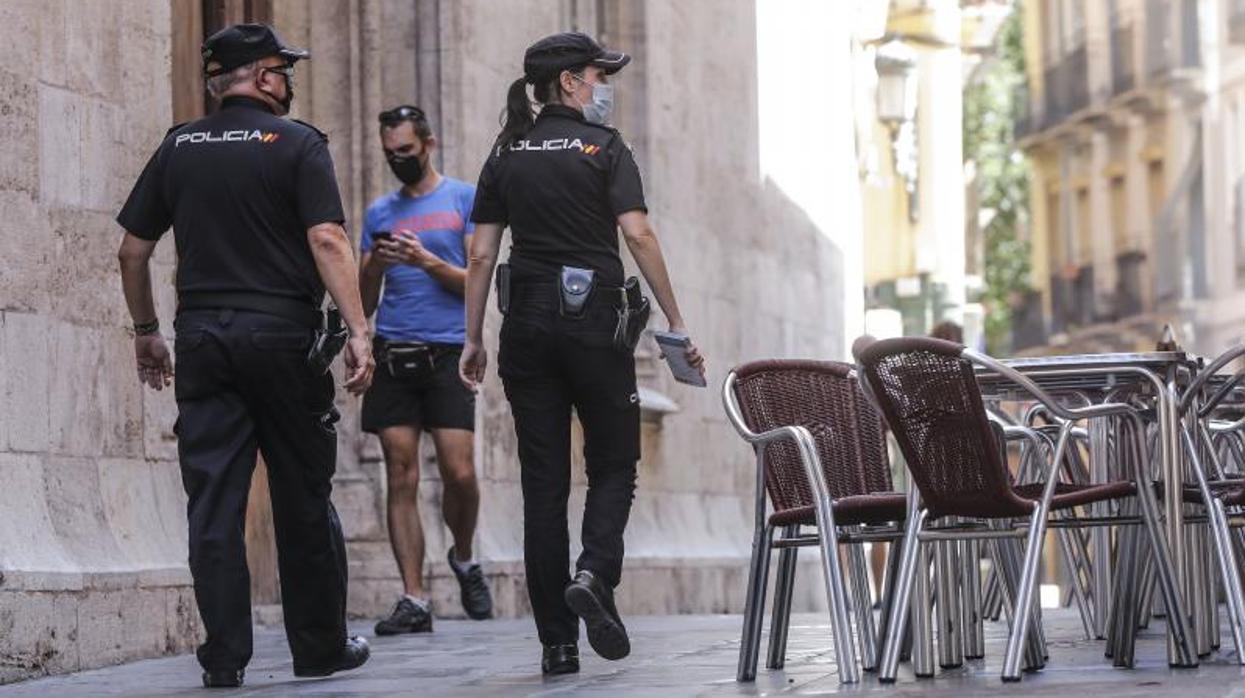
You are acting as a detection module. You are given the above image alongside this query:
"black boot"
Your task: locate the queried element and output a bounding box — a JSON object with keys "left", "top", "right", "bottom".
{"left": 201, "top": 668, "right": 244, "bottom": 688}
{"left": 293, "top": 636, "right": 371, "bottom": 678}
{"left": 564, "top": 570, "right": 630, "bottom": 660}
{"left": 542, "top": 643, "right": 580, "bottom": 675}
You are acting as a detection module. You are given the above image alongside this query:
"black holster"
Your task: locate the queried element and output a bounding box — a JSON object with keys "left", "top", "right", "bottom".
{"left": 495, "top": 263, "right": 512, "bottom": 316}
{"left": 307, "top": 306, "right": 348, "bottom": 374}
{"left": 612, "top": 277, "right": 650, "bottom": 352}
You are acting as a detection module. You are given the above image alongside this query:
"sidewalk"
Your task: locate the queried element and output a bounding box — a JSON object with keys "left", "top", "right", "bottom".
{"left": 0, "top": 610, "right": 1242, "bottom": 696}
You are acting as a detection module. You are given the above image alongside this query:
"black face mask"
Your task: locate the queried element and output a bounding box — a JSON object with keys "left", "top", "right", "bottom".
{"left": 387, "top": 153, "right": 426, "bottom": 186}
{"left": 276, "top": 87, "right": 293, "bottom": 114}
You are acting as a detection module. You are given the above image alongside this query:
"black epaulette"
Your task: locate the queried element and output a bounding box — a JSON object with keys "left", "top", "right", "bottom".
{"left": 291, "top": 118, "right": 329, "bottom": 142}
{"left": 164, "top": 122, "right": 188, "bottom": 138}
{"left": 582, "top": 121, "right": 621, "bottom": 137}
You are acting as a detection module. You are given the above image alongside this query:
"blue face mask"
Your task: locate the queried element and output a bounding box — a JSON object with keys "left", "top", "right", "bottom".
{"left": 573, "top": 74, "right": 614, "bottom": 125}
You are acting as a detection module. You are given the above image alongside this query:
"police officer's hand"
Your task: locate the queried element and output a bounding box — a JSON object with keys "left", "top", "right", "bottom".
{"left": 459, "top": 340, "right": 487, "bottom": 392}
{"left": 666, "top": 324, "right": 706, "bottom": 379}
{"left": 134, "top": 334, "right": 174, "bottom": 390}
{"left": 342, "top": 334, "right": 375, "bottom": 395}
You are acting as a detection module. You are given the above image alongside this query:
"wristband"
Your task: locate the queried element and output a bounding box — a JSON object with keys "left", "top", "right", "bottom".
{"left": 134, "top": 319, "right": 160, "bottom": 336}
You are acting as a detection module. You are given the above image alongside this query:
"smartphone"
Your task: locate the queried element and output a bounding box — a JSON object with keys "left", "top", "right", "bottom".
{"left": 373, "top": 230, "right": 393, "bottom": 243}
{"left": 654, "top": 331, "right": 707, "bottom": 387}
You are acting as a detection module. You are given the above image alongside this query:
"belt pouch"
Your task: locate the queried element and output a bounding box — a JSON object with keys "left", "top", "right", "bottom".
{"left": 385, "top": 342, "right": 436, "bottom": 381}
{"left": 558, "top": 266, "right": 595, "bottom": 319}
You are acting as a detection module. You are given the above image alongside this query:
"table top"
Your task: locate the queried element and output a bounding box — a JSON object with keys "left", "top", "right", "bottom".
{"left": 975, "top": 351, "right": 1200, "bottom": 397}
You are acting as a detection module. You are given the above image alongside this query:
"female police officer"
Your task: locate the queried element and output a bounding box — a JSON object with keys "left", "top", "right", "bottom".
{"left": 460, "top": 32, "right": 704, "bottom": 675}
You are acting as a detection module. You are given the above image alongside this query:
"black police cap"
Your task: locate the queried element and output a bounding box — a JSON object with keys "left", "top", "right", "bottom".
{"left": 523, "top": 32, "right": 630, "bottom": 84}
{"left": 202, "top": 23, "right": 309, "bottom": 77}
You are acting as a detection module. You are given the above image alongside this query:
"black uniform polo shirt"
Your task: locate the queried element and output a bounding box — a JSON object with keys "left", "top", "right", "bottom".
{"left": 471, "top": 104, "right": 646, "bottom": 286}
{"left": 117, "top": 96, "right": 345, "bottom": 310}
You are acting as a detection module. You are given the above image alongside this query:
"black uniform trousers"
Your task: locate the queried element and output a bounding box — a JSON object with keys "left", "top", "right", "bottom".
{"left": 173, "top": 309, "right": 348, "bottom": 671}
{"left": 498, "top": 285, "right": 640, "bottom": 646}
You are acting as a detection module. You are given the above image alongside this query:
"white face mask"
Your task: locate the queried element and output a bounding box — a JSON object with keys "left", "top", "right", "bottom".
{"left": 573, "top": 74, "right": 614, "bottom": 125}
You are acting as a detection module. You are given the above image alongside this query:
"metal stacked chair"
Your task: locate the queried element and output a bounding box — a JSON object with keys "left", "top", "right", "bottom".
{"left": 855, "top": 337, "right": 1197, "bottom": 682}
{"left": 723, "top": 359, "right": 906, "bottom": 684}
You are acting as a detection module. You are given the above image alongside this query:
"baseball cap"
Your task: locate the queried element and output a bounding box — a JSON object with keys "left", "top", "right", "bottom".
{"left": 522, "top": 32, "right": 630, "bottom": 84}
{"left": 202, "top": 23, "right": 310, "bottom": 77}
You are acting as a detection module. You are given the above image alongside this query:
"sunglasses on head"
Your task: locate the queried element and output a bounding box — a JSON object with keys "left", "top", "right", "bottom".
{"left": 378, "top": 105, "right": 426, "bottom": 125}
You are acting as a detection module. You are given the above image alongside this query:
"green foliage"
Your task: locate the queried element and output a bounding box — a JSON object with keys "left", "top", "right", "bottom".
{"left": 964, "top": 3, "right": 1032, "bottom": 353}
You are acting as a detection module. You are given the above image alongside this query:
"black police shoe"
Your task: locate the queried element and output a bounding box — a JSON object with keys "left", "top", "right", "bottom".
{"left": 201, "top": 668, "right": 244, "bottom": 688}
{"left": 448, "top": 547, "right": 494, "bottom": 620}
{"left": 563, "top": 570, "right": 630, "bottom": 660}
{"left": 541, "top": 643, "right": 580, "bottom": 675}
{"left": 374, "top": 596, "right": 433, "bottom": 635}
{"left": 293, "top": 636, "right": 371, "bottom": 678}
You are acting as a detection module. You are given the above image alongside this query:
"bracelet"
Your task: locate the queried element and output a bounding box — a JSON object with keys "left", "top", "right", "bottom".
{"left": 134, "top": 319, "right": 160, "bottom": 336}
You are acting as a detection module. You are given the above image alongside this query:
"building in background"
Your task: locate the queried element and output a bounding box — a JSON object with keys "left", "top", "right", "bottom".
{"left": 858, "top": 0, "right": 1008, "bottom": 347}
{"left": 1014, "top": 0, "right": 1245, "bottom": 355}
{"left": 0, "top": 0, "right": 869, "bottom": 682}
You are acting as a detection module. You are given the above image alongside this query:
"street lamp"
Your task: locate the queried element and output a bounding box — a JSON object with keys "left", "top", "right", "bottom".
{"left": 875, "top": 39, "right": 917, "bottom": 129}
{"left": 874, "top": 39, "right": 920, "bottom": 223}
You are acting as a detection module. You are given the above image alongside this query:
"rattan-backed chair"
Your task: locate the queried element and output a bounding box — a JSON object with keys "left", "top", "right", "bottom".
{"left": 723, "top": 359, "right": 906, "bottom": 684}
{"left": 854, "top": 337, "right": 1197, "bottom": 682}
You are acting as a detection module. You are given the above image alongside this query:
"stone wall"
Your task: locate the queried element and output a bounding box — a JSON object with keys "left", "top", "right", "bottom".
{"left": 0, "top": 0, "right": 200, "bottom": 683}
{"left": 0, "top": 0, "right": 859, "bottom": 682}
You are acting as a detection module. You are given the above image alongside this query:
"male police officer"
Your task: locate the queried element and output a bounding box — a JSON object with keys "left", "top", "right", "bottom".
{"left": 116, "top": 24, "right": 374, "bottom": 688}
{"left": 359, "top": 105, "right": 494, "bottom": 634}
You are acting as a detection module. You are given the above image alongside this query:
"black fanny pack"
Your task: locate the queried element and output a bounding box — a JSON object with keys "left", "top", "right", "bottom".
{"left": 380, "top": 341, "right": 438, "bottom": 380}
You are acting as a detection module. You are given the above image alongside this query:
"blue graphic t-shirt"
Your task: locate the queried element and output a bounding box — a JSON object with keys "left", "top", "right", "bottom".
{"left": 360, "top": 177, "right": 475, "bottom": 344}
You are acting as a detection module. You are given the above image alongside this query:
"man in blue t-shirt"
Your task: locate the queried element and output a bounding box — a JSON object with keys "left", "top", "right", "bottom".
{"left": 359, "top": 105, "right": 493, "bottom": 634}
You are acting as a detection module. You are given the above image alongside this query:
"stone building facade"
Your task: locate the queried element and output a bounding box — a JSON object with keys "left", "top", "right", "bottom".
{"left": 1014, "top": 0, "right": 1245, "bottom": 356}
{"left": 0, "top": 0, "right": 863, "bottom": 682}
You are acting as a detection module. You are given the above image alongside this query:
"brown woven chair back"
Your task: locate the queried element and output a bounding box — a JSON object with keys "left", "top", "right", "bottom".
{"left": 732, "top": 359, "right": 892, "bottom": 515}
{"left": 855, "top": 337, "right": 1033, "bottom": 519}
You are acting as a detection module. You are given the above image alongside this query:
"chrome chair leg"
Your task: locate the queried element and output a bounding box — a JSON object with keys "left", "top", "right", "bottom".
{"left": 961, "top": 539, "right": 985, "bottom": 660}
{"left": 765, "top": 525, "right": 799, "bottom": 670}
{"left": 879, "top": 509, "right": 928, "bottom": 683}
{"left": 1001, "top": 505, "right": 1053, "bottom": 682}
{"left": 912, "top": 542, "right": 935, "bottom": 678}
{"left": 935, "top": 540, "right": 963, "bottom": 669}
{"left": 736, "top": 523, "right": 775, "bottom": 682}
{"left": 875, "top": 538, "right": 903, "bottom": 668}
{"left": 1127, "top": 416, "right": 1198, "bottom": 667}
{"left": 847, "top": 541, "right": 879, "bottom": 671}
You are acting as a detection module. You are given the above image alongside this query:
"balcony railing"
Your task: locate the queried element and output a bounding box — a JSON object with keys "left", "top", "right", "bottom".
{"left": 1013, "top": 83, "right": 1034, "bottom": 139}
{"left": 1180, "top": 0, "right": 1200, "bottom": 68}
{"left": 1146, "top": 0, "right": 1200, "bottom": 77}
{"left": 1116, "top": 251, "right": 1147, "bottom": 318}
{"left": 1231, "top": 0, "right": 1245, "bottom": 44}
{"left": 1038, "top": 45, "right": 1090, "bottom": 129}
{"left": 1111, "top": 23, "right": 1136, "bottom": 95}
{"left": 1146, "top": 0, "right": 1172, "bottom": 77}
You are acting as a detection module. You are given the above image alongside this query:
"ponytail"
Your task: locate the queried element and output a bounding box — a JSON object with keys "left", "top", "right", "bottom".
{"left": 495, "top": 77, "right": 534, "bottom": 149}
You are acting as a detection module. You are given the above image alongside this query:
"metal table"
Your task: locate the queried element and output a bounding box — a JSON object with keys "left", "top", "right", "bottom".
{"left": 975, "top": 351, "right": 1201, "bottom": 666}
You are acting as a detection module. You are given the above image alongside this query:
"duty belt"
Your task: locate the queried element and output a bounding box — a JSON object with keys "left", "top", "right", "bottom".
{"left": 178, "top": 291, "right": 322, "bottom": 327}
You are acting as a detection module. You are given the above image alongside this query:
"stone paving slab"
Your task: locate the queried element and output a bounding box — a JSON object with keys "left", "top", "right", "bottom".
{"left": 2, "top": 610, "right": 1245, "bottom": 696}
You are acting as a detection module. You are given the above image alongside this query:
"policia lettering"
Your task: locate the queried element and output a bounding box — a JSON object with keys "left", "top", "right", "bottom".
{"left": 506, "top": 137, "right": 601, "bottom": 154}
{"left": 175, "top": 129, "right": 282, "bottom": 146}
{"left": 464, "top": 31, "right": 703, "bottom": 676}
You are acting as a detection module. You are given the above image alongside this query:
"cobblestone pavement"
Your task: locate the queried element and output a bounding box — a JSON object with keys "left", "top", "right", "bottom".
{"left": 2, "top": 610, "right": 1244, "bottom": 696}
